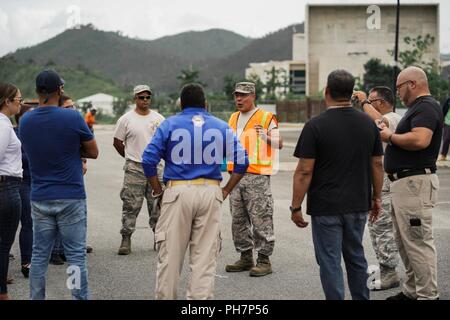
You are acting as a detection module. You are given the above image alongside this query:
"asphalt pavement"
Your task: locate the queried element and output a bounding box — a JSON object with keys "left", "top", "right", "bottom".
{"left": 7, "top": 125, "right": 450, "bottom": 300}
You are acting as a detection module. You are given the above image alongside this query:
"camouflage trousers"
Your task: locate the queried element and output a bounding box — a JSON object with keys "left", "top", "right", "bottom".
{"left": 229, "top": 173, "right": 275, "bottom": 256}
{"left": 368, "top": 175, "right": 399, "bottom": 269}
{"left": 120, "top": 159, "right": 163, "bottom": 236}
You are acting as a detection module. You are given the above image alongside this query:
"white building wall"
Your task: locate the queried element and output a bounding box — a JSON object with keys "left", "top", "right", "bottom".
{"left": 306, "top": 3, "right": 440, "bottom": 96}
{"left": 77, "top": 93, "right": 116, "bottom": 116}
{"left": 293, "top": 33, "right": 307, "bottom": 62}
{"left": 245, "top": 61, "right": 292, "bottom": 96}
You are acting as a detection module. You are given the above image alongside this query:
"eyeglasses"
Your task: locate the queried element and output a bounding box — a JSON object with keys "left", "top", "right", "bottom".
{"left": 396, "top": 80, "right": 413, "bottom": 91}
{"left": 12, "top": 97, "right": 23, "bottom": 103}
{"left": 63, "top": 105, "right": 75, "bottom": 109}
{"left": 137, "top": 95, "right": 151, "bottom": 100}
{"left": 368, "top": 98, "right": 384, "bottom": 104}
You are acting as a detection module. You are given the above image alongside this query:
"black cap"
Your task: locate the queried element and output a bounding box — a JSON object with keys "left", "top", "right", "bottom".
{"left": 36, "top": 70, "right": 65, "bottom": 94}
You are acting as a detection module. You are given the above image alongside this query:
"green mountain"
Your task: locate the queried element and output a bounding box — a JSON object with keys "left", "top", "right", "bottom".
{"left": 200, "top": 23, "right": 304, "bottom": 89}
{"left": 5, "top": 23, "right": 304, "bottom": 93}
{"left": 8, "top": 24, "right": 252, "bottom": 93}
{"left": 0, "top": 56, "right": 128, "bottom": 100}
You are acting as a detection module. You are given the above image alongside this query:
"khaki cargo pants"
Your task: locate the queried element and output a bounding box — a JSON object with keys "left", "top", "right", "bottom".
{"left": 391, "top": 173, "right": 439, "bottom": 300}
{"left": 154, "top": 183, "right": 223, "bottom": 300}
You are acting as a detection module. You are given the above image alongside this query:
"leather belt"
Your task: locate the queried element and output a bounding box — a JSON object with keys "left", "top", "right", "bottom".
{"left": 0, "top": 175, "right": 22, "bottom": 183}
{"left": 388, "top": 168, "right": 435, "bottom": 182}
{"left": 167, "top": 178, "right": 220, "bottom": 187}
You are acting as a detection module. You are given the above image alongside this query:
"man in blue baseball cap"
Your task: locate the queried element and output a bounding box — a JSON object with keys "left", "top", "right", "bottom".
{"left": 35, "top": 70, "right": 65, "bottom": 103}
{"left": 19, "top": 69, "right": 98, "bottom": 300}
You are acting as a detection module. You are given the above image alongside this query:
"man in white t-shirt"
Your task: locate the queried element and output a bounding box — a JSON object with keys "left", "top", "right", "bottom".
{"left": 113, "top": 85, "right": 165, "bottom": 255}
{"left": 353, "top": 86, "right": 402, "bottom": 290}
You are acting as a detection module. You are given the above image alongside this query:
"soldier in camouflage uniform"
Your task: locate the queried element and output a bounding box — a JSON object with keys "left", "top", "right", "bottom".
{"left": 225, "top": 82, "right": 282, "bottom": 277}
{"left": 368, "top": 175, "right": 400, "bottom": 288}
{"left": 120, "top": 160, "right": 163, "bottom": 238}
{"left": 353, "top": 87, "right": 402, "bottom": 290}
{"left": 113, "top": 85, "right": 165, "bottom": 255}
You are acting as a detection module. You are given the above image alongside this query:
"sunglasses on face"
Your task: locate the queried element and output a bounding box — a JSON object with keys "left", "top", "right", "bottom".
{"left": 137, "top": 95, "right": 151, "bottom": 100}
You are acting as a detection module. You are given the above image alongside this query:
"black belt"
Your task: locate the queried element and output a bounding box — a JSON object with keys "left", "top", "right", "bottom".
{"left": 388, "top": 168, "right": 436, "bottom": 182}
{"left": 0, "top": 176, "right": 22, "bottom": 183}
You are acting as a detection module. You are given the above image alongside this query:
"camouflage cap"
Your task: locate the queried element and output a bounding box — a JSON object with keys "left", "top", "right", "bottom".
{"left": 234, "top": 82, "right": 256, "bottom": 94}
{"left": 133, "top": 84, "right": 152, "bottom": 95}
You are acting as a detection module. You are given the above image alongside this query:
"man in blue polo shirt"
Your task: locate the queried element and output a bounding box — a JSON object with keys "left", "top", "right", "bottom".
{"left": 142, "top": 83, "right": 249, "bottom": 300}
{"left": 19, "top": 70, "right": 98, "bottom": 300}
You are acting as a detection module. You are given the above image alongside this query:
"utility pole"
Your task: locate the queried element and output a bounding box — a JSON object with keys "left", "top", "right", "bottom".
{"left": 393, "top": 0, "right": 400, "bottom": 111}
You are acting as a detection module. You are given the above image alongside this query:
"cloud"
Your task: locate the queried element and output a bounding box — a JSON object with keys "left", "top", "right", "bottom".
{"left": 0, "top": 0, "right": 448, "bottom": 57}
{"left": 0, "top": 7, "right": 63, "bottom": 55}
{"left": 0, "top": 9, "right": 8, "bottom": 32}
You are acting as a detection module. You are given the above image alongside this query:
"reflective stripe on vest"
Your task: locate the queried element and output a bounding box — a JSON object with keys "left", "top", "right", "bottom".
{"left": 228, "top": 109, "right": 273, "bottom": 174}
{"left": 249, "top": 111, "right": 272, "bottom": 166}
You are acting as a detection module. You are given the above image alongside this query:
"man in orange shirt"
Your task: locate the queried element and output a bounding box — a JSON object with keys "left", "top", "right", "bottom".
{"left": 85, "top": 108, "right": 97, "bottom": 133}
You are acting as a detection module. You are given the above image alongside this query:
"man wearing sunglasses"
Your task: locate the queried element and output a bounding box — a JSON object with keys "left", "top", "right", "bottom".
{"left": 113, "top": 85, "right": 165, "bottom": 255}
{"left": 353, "top": 87, "right": 402, "bottom": 291}
{"left": 379, "top": 66, "right": 443, "bottom": 300}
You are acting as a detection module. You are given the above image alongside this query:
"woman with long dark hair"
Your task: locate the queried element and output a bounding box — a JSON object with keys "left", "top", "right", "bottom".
{"left": 0, "top": 83, "right": 23, "bottom": 300}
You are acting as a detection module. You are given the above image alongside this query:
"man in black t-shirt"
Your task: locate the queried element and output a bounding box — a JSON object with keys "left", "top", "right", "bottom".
{"left": 291, "top": 69, "right": 384, "bottom": 300}
{"left": 379, "top": 66, "right": 443, "bottom": 301}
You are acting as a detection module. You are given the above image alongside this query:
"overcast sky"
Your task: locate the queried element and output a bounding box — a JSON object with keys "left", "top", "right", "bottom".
{"left": 0, "top": 0, "right": 449, "bottom": 57}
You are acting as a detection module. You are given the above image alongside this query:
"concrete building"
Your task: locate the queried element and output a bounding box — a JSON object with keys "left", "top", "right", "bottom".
{"left": 245, "top": 32, "right": 307, "bottom": 97}
{"left": 306, "top": 2, "right": 440, "bottom": 96}
{"left": 442, "top": 54, "right": 450, "bottom": 67}
{"left": 77, "top": 93, "right": 116, "bottom": 116}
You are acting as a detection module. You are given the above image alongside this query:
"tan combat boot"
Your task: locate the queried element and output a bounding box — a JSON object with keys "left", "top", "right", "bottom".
{"left": 372, "top": 265, "right": 400, "bottom": 290}
{"left": 118, "top": 235, "right": 131, "bottom": 255}
{"left": 379, "top": 265, "right": 400, "bottom": 289}
{"left": 249, "top": 253, "right": 272, "bottom": 277}
{"left": 225, "top": 250, "right": 254, "bottom": 272}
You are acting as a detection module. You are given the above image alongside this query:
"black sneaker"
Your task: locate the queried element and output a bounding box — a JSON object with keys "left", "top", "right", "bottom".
{"left": 386, "top": 292, "right": 416, "bottom": 300}
{"left": 49, "top": 253, "right": 65, "bottom": 265}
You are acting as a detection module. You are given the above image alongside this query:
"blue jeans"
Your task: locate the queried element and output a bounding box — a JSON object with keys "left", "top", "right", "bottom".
{"left": 0, "top": 179, "right": 21, "bottom": 294}
{"left": 19, "top": 182, "right": 33, "bottom": 265}
{"left": 311, "top": 212, "right": 369, "bottom": 300}
{"left": 52, "top": 233, "right": 64, "bottom": 255}
{"left": 30, "top": 199, "right": 89, "bottom": 300}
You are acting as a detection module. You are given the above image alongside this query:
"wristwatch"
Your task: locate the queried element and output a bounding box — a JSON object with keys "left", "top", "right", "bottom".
{"left": 290, "top": 206, "right": 302, "bottom": 214}
{"left": 361, "top": 99, "right": 371, "bottom": 107}
{"left": 388, "top": 134, "right": 394, "bottom": 146}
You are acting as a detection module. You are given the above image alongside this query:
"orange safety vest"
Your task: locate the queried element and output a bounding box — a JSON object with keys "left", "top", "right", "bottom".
{"left": 227, "top": 109, "right": 277, "bottom": 175}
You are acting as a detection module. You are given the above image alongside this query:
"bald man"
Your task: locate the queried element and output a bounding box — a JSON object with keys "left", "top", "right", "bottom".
{"left": 379, "top": 66, "right": 443, "bottom": 300}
